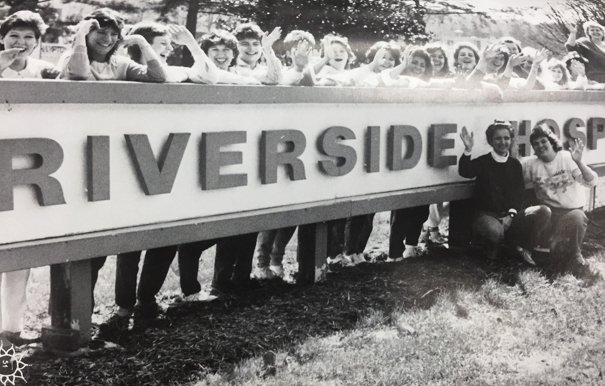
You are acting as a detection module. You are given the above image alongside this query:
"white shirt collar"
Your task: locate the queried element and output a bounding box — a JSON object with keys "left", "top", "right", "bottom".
{"left": 490, "top": 149, "right": 509, "bottom": 163}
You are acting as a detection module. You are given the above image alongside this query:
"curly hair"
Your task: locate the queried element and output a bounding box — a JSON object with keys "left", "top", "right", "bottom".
{"left": 405, "top": 46, "right": 433, "bottom": 81}
{"left": 320, "top": 34, "right": 356, "bottom": 69}
{"left": 452, "top": 42, "right": 480, "bottom": 71}
{"left": 233, "top": 23, "right": 263, "bottom": 41}
{"left": 583, "top": 21, "right": 605, "bottom": 42}
{"left": 283, "top": 30, "right": 315, "bottom": 52}
{"left": 530, "top": 125, "right": 563, "bottom": 152}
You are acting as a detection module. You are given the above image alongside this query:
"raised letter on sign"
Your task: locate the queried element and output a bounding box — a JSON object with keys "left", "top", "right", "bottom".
{"left": 513, "top": 120, "right": 532, "bottom": 157}
{"left": 387, "top": 125, "right": 422, "bottom": 171}
{"left": 201, "top": 131, "right": 247, "bottom": 190}
{"left": 588, "top": 117, "right": 605, "bottom": 150}
{"left": 0, "top": 138, "right": 66, "bottom": 212}
{"left": 87, "top": 136, "right": 110, "bottom": 202}
{"left": 260, "top": 130, "right": 306, "bottom": 184}
{"left": 428, "top": 124, "right": 457, "bottom": 168}
{"left": 365, "top": 126, "right": 380, "bottom": 173}
{"left": 125, "top": 133, "right": 190, "bottom": 195}
{"left": 564, "top": 118, "right": 587, "bottom": 146}
{"left": 317, "top": 126, "right": 357, "bottom": 177}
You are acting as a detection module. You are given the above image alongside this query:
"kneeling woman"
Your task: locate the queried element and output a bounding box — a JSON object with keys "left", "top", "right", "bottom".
{"left": 458, "top": 121, "right": 549, "bottom": 263}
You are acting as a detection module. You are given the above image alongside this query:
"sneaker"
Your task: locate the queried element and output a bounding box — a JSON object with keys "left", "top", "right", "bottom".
{"left": 533, "top": 245, "right": 550, "bottom": 253}
{"left": 342, "top": 254, "right": 357, "bottom": 266}
{"left": 428, "top": 232, "right": 448, "bottom": 245}
{"left": 255, "top": 267, "right": 277, "bottom": 280}
{"left": 209, "top": 286, "right": 238, "bottom": 300}
{"left": 403, "top": 246, "right": 423, "bottom": 259}
{"left": 385, "top": 256, "right": 404, "bottom": 263}
{"left": 327, "top": 255, "right": 345, "bottom": 265}
{"left": 99, "top": 313, "right": 130, "bottom": 334}
{"left": 269, "top": 265, "right": 284, "bottom": 278}
{"left": 184, "top": 291, "right": 217, "bottom": 302}
{"left": 516, "top": 246, "right": 536, "bottom": 266}
{"left": 351, "top": 253, "right": 367, "bottom": 264}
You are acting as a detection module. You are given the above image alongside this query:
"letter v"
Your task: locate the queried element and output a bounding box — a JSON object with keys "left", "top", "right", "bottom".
{"left": 125, "top": 133, "right": 190, "bottom": 195}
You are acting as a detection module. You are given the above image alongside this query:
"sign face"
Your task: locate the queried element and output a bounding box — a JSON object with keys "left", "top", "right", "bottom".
{"left": 1, "top": 86, "right": 605, "bottom": 255}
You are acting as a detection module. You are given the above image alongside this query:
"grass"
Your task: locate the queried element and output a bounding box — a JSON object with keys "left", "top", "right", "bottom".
{"left": 192, "top": 260, "right": 605, "bottom": 386}
{"left": 19, "top": 178, "right": 605, "bottom": 385}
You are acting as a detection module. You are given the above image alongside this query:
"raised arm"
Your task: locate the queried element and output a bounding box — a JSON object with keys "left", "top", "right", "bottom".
{"left": 522, "top": 48, "right": 547, "bottom": 90}
{"left": 60, "top": 19, "right": 99, "bottom": 80}
{"left": 458, "top": 126, "right": 479, "bottom": 178}
{"left": 566, "top": 24, "right": 578, "bottom": 48}
{"left": 313, "top": 36, "right": 333, "bottom": 75}
{"left": 168, "top": 24, "right": 219, "bottom": 84}
{"left": 121, "top": 35, "right": 166, "bottom": 82}
{"left": 260, "top": 27, "right": 283, "bottom": 85}
{"left": 569, "top": 138, "right": 598, "bottom": 186}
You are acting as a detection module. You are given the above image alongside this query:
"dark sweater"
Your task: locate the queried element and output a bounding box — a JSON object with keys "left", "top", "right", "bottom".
{"left": 566, "top": 38, "right": 605, "bottom": 83}
{"left": 458, "top": 152, "right": 525, "bottom": 215}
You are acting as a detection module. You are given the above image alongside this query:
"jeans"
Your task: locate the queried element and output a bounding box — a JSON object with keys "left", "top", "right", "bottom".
{"left": 389, "top": 205, "right": 429, "bottom": 258}
{"left": 549, "top": 207, "right": 588, "bottom": 259}
{"left": 344, "top": 214, "right": 375, "bottom": 255}
{"left": 256, "top": 227, "right": 297, "bottom": 268}
{"left": 471, "top": 205, "right": 551, "bottom": 253}
{"left": 178, "top": 233, "right": 258, "bottom": 295}
{"left": 115, "top": 246, "right": 177, "bottom": 308}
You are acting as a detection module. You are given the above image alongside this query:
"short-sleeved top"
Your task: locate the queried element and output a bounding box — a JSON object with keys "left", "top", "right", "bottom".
{"left": 1, "top": 57, "right": 55, "bottom": 79}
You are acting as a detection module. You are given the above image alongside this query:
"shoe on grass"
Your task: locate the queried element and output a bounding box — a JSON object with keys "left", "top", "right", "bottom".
{"left": 385, "top": 256, "right": 404, "bottom": 263}
{"left": 255, "top": 267, "right": 277, "bottom": 280}
{"left": 134, "top": 302, "right": 164, "bottom": 320}
{"left": 403, "top": 246, "right": 423, "bottom": 259}
{"left": 516, "top": 246, "right": 536, "bottom": 266}
{"left": 99, "top": 312, "right": 130, "bottom": 334}
{"left": 327, "top": 255, "right": 345, "bottom": 265}
{"left": 269, "top": 265, "right": 284, "bottom": 278}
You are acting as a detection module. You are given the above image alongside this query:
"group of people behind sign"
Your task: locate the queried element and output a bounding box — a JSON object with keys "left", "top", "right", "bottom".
{"left": 2, "top": 8, "right": 605, "bottom": 89}
{"left": 0, "top": 9, "right": 601, "bottom": 345}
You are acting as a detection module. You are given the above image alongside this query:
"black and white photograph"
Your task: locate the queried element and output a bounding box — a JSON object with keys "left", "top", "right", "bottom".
{"left": 0, "top": 0, "right": 604, "bottom": 384}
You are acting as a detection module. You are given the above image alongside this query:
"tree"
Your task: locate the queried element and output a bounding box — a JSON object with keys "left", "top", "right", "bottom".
{"left": 536, "top": 0, "right": 605, "bottom": 55}
{"left": 157, "top": 0, "right": 482, "bottom": 65}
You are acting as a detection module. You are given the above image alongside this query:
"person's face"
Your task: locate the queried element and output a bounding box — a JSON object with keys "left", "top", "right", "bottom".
{"left": 531, "top": 136, "right": 556, "bottom": 160}
{"left": 150, "top": 34, "right": 173, "bottom": 64}
{"left": 429, "top": 50, "right": 445, "bottom": 73}
{"left": 587, "top": 26, "right": 604, "bottom": 41}
{"left": 208, "top": 44, "right": 234, "bottom": 70}
{"left": 1, "top": 27, "right": 38, "bottom": 59}
{"left": 503, "top": 42, "right": 520, "bottom": 55}
{"left": 488, "top": 53, "right": 506, "bottom": 73}
{"left": 408, "top": 55, "right": 427, "bottom": 77}
{"left": 457, "top": 47, "right": 476, "bottom": 70}
{"left": 329, "top": 42, "right": 348, "bottom": 71}
{"left": 237, "top": 38, "right": 262, "bottom": 65}
{"left": 490, "top": 128, "right": 512, "bottom": 157}
{"left": 375, "top": 50, "right": 396, "bottom": 72}
{"left": 550, "top": 66, "right": 563, "bottom": 82}
{"left": 86, "top": 26, "right": 119, "bottom": 59}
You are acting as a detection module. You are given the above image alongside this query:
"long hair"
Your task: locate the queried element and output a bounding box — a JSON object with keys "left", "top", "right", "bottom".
{"left": 405, "top": 46, "right": 433, "bottom": 81}
{"left": 546, "top": 59, "right": 570, "bottom": 87}
{"left": 82, "top": 8, "right": 125, "bottom": 62}
{"left": 452, "top": 42, "right": 480, "bottom": 72}
{"left": 425, "top": 43, "right": 449, "bottom": 77}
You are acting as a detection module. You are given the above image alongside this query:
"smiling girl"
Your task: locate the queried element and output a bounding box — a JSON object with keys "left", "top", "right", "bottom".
{"left": 566, "top": 21, "right": 605, "bottom": 83}
{"left": 127, "top": 23, "right": 218, "bottom": 84}
{"left": 0, "top": 10, "right": 55, "bottom": 79}
{"left": 60, "top": 8, "right": 165, "bottom": 82}
{"left": 313, "top": 34, "right": 356, "bottom": 79}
